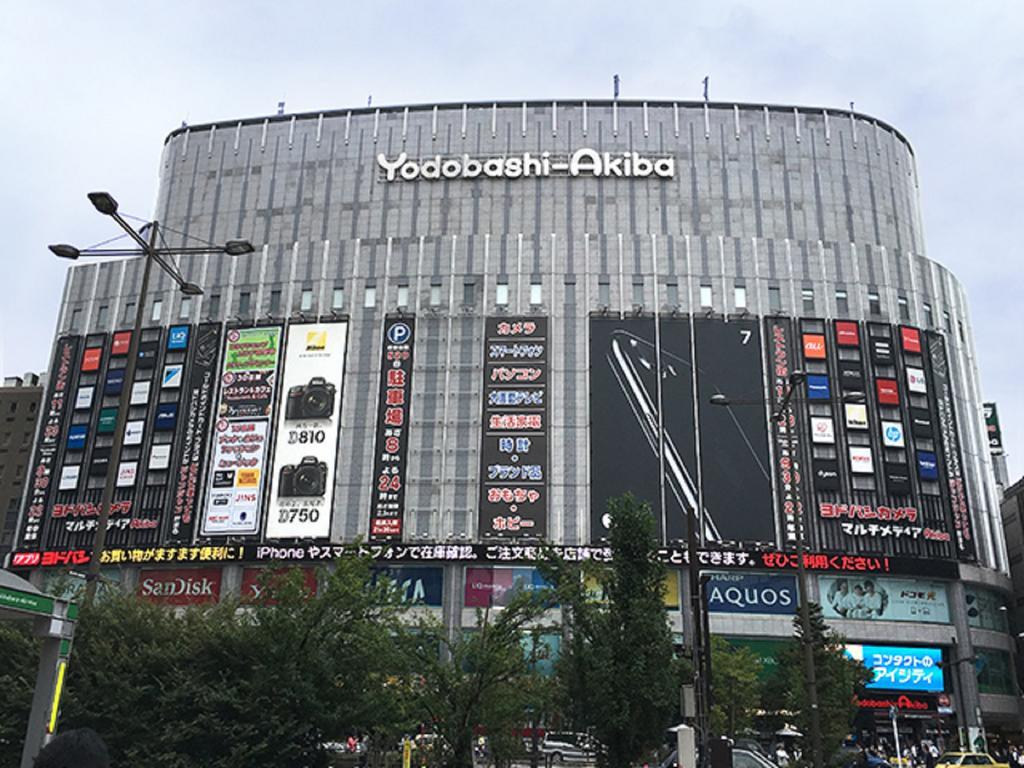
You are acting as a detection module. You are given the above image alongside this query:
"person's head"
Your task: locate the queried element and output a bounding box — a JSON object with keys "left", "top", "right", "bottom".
{"left": 854, "top": 585, "right": 864, "bottom": 595}
{"left": 836, "top": 579, "right": 849, "bottom": 594}
{"left": 34, "top": 728, "right": 109, "bottom": 768}
{"left": 864, "top": 580, "right": 876, "bottom": 594}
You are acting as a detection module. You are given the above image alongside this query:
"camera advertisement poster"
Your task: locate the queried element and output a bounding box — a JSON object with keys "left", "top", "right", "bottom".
{"left": 201, "top": 326, "right": 282, "bottom": 536}
{"left": 369, "top": 317, "right": 415, "bottom": 540}
{"left": 265, "top": 321, "right": 348, "bottom": 539}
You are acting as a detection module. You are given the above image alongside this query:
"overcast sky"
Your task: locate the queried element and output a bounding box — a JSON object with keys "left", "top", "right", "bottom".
{"left": 2, "top": 2, "right": 1022, "bottom": 478}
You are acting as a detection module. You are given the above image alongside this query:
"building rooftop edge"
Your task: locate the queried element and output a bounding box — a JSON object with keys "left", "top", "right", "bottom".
{"left": 162, "top": 98, "right": 915, "bottom": 157}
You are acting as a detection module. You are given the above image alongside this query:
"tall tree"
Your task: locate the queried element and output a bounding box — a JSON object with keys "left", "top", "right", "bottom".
{"left": 545, "top": 493, "right": 682, "bottom": 767}
{"left": 709, "top": 636, "right": 763, "bottom": 739}
{"left": 774, "top": 602, "right": 871, "bottom": 765}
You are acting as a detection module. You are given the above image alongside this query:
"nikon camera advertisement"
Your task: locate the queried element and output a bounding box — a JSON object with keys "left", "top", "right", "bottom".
{"left": 201, "top": 327, "right": 282, "bottom": 536}
{"left": 266, "top": 322, "right": 348, "bottom": 539}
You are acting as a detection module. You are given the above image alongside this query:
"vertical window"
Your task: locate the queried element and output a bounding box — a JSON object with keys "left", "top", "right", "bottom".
{"left": 734, "top": 285, "right": 747, "bottom": 311}
{"left": 151, "top": 298, "right": 163, "bottom": 322}
{"left": 666, "top": 281, "right": 679, "bottom": 308}
{"left": 958, "top": 320, "right": 966, "bottom": 343}
{"left": 364, "top": 286, "right": 376, "bottom": 309}
{"left": 768, "top": 286, "right": 782, "bottom": 312}
{"left": 300, "top": 288, "right": 314, "bottom": 312}
{"left": 835, "top": 289, "right": 849, "bottom": 316}
{"left": 429, "top": 284, "right": 442, "bottom": 307}
{"left": 597, "top": 278, "right": 610, "bottom": 307}
{"left": 207, "top": 294, "right": 220, "bottom": 319}
{"left": 70, "top": 308, "right": 82, "bottom": 330}
{"left": 178, "top": 296, "right": 191, "bottom": 319}
{"left": 331, "top": 287, "right": 344, "bottom": 310}
{"left": 632, "top": 280, "right": 644, "bottom": 308}
{"left": 897, "top": 296, "right": 909, "bottom": 321}
{"left": 123, "top": 301, "right": 136, "bottom": 322}
{"left": 801, "top": 288, "right": 815, "bottom": 314}
{"left": 396, "top": 285, "right": 409, "bottom": 309}
{"left": 496, "top": 281, "right": 509, "bottom": 306}
{"left": 943, "top": 310, "right": 952, "bottom": 333}
{"left": 238, "top": 291, "right": 251, "bottom": 317}
{"left": 463, "top": 281, "right": 475, "bottom": 306}
{"left": 529, "top": 281, "right": 543, "bottom": 306}
{"left": 269, "top": 290, "right": 281, "bottom": 314}
{"left": 867, "top": 291, "right": 881, "bottom": 316}
{"left": 699, "top": 284, "right": 713, "bottom": 308}
{"left": 923, "top": 303, "right": 934, "bottom": 327}
{"left": 97, "top": 304, "right": 109, "bottom": 327}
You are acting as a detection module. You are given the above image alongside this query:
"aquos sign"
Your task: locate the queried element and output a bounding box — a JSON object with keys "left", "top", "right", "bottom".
{"left": 377, "top": 148, "right": 675, "bottom": 182}
{"left": 704, "top": 573, "right": 798, "bottom": 615}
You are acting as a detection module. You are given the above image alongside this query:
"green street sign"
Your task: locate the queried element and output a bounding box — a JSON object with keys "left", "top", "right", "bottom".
{"left": 0, "top": 587, "right": 55, "bottom": 616}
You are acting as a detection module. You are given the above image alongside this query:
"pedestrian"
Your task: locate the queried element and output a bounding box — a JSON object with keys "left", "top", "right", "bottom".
{"left": 775, "top": 743, "right": 790, "bottom": 767}
{"left": 33, "top": 728, "right": 110, "bottom": 768}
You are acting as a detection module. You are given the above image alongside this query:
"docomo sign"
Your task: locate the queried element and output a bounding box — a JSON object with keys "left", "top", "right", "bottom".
{"left": 378, "top": 149, "right": 675, "bottom": 182}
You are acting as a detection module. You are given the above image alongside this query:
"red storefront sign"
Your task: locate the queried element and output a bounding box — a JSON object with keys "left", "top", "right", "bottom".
{"left": 81, "top": 347, "right": 103, "bottom": 372}
{"left": 876, "top": 378, "right": 900, "bottom": 405}
{"left": 240, "top": 566, "right": 317, "bottom": 603}
{"left": 802, "top": 333, "right": 827, "bottom": 359}
{"left": 111, "top": 331, "right": 132, "bottom": 356}
{"left": 900, "top": 327, "right": 922, "bottom": 354}
{"left": 835, "top": 321, "right": 860, "bottom": 347}
{"left": 138, "top": 568, "right": 222, "bottom": 605}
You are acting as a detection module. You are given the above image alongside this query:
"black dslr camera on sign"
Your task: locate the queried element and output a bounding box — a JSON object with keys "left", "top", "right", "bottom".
{"left": 278, "top": 456, "right": 328, "bottom": 497}
{"left": 285, "top": 377, "right": 336, "bottom": 420}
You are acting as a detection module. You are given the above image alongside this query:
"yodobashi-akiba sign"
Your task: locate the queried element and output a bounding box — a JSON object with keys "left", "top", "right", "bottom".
{"left": 377, "top": 149, "right": 675, "bottom": 182}
{"left": 138, "top": 568, "right": 222, "bottom": 605}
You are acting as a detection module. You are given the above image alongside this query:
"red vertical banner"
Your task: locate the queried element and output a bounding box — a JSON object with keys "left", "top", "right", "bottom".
{"left": 369, "top": 317, "right": 415, "bottom": 540}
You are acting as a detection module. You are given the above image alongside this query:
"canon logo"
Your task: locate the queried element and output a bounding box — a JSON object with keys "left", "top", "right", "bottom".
{"left": 377, "top": 148, "right": 675, "bottom": 182}
{"left": 140, "top": 577, "right": 216, "bottom": 598}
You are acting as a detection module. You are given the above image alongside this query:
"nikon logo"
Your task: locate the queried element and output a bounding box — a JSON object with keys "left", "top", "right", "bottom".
{"left": 377, "top": 148, "right": 675, "bottom": 182}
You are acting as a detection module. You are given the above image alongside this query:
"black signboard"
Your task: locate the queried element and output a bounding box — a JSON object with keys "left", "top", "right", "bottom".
{"left": 884, "top": 462, "right": 912, "bottom": 495}
{"left": 167, "top": 323, "right": 222, "bottom": 542}
{"left": 871, "top": 337, "right": 894, "bottom": 366}
{"left": 90, "top": 447, "right": 112, "bottom": 476}
{"left": 984, "top": 403, "right": 1004, "bottom": 454}
{"left": 812, "top": 459, "right": 841, "bottom": 490}
{"left": 137, "top": 340, "right": 159, "bottom": 369}
{"left": 20, "top": 336, "right": 80, "bottom": 546}
{"left": 927, "top": 332, "right": 974, "bottom": 560}
{"left": 479, "top": 317, "right": 548, "bottom": 538}
{"left": 838, "top": 360, "right": 865, "bottom": 391}
{"left": 369, "top": 317, "right": 415, "bottom": 540}
{"left": 910, "top": 407, "right": 934, "bottom": 439}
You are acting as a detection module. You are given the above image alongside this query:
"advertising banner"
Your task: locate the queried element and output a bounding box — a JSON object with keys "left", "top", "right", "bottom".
{"left": 965, "top": 588, "right": 1009, "bottom": 632}
{"left": 927, "top": 332, "right": 973, "bottom": 559}
{"left": 590, "top": 315, "right": 696, "bottom": 543}
{"left": 846, "top": 645, "right": 944, "bottom": 693}
{"left": 464, "top": 566, "right": 551, "bottom": 607}
{"left": 480, "top": 318, "right": 548, "bottom": 538}
{"left": 369, "top": 318, "right": 414, "bottom": 540}
{"left": 201, "top": 326, "right": 281, "bottom": 536}
{"left": 766, "top": 318, "right": 805, "bottom": 545}
{"left": 240, "top": 566, "right": 318, "bottom": 602}
{"left": 373, "top": 565, "right": 443, "bottom": 606}
{"left": 138, "top": 568, "right": 222, "bottom": 605}
{"left": 168, "top": 323, "right": 221, "bottom": 542}
{"left": 822, "top": 576, "right": 949, "bottom": 623}
{"left": 21, "top": 336, "right": 79, "bottom": 546}
{"left": 704, "top": 572, "right": 797, "bottom": 615}
{"left": 983, "top": 403, "right": 1004, "bottom": 455}
{"left": 265, "top": 321, "right": 348, "bottom": 540}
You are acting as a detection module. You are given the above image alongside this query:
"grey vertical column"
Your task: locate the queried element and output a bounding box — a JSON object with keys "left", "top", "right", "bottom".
{"left": 948, "top": 579, "right": 982, "bottom": 736}
{"left": 442, "top": 562, "right": 465, "bottom": 655}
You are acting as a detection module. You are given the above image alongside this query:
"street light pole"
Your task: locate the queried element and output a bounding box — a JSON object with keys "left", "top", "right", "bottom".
{"left": 49, "top": 192, "right": 254, "bottom": 604}
{"left": 82, "top": 221, "right": 157, "bottom": 604}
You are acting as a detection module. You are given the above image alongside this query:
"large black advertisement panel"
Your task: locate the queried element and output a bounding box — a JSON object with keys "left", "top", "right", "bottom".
{"left": 20, "top": 336, "right": 80, "bottom": 547}
{"left": 694, "top": 318, "right": 774, "bottom": 544}
{"left": 167, "top": 323, "right": 221, "bottom": 543}
{"left": 369, "top": 317, "right": 415, "bottom": 541}
{"left": 927, "top": 332, "right": 974, "bottom": 560}
{"left": 589, "top": 316, "right": 697, "bottom": 543}
{"left": 479, "top": 317, "right": 548, "bottom": 538}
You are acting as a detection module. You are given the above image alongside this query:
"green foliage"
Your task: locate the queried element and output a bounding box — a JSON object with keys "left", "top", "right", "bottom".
{"left": 544, "top": 493, "right": 682, "bottom": 767}
{"left": 709, "top": 636, "right": 763, "bottom": 739}
{"left": 0, "top": 621, "right": 36, "bottom": 768}
{"left": 773, "top": 602, "right": 872, "bottom": 766}
{"left": 397, "top": 587, "right": 553, "bottom": 768}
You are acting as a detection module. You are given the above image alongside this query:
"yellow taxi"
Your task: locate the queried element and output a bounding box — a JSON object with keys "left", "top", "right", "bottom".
{"left": 935, "top": 753, "right": 1009, "bottom": 768}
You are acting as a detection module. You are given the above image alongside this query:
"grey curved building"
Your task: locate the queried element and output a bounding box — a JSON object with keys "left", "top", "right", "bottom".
{"left": 17, "top": 100, "right": 1019, "bottom": 739}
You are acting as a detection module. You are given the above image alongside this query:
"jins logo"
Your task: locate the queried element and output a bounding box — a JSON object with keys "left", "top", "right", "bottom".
{"left": 377, "top": 148, "right": 675, "bottom": 182}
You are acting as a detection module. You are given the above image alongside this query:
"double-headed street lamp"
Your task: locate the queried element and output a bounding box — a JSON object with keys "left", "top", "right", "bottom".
{"left": 49, "top": 192, "right": 254, "bottom": 603}
{"left": 710, "top": 374, "right": 866, "bottom": 768}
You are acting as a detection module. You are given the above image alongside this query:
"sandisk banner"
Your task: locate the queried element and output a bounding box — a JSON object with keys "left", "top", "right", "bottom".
{"left": 927, "top": 332, "right": 974, "bottom": 560}
{"left": 369, "top": 317, "right": 415, "bottom": 540}
{"left": 479, "top": 317, "right": 548, "bottom": 538}
{"left": 138, "top": 567, "right": 222, "bottom": 605}
{"left": 167, "top": 323, "right": 221, "bottom": 542}
{"left": 201, "top": 326, "right": 282, "bottom": 536}
{"left": 21, "top": 336, "right": 80, "bottom": 546}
